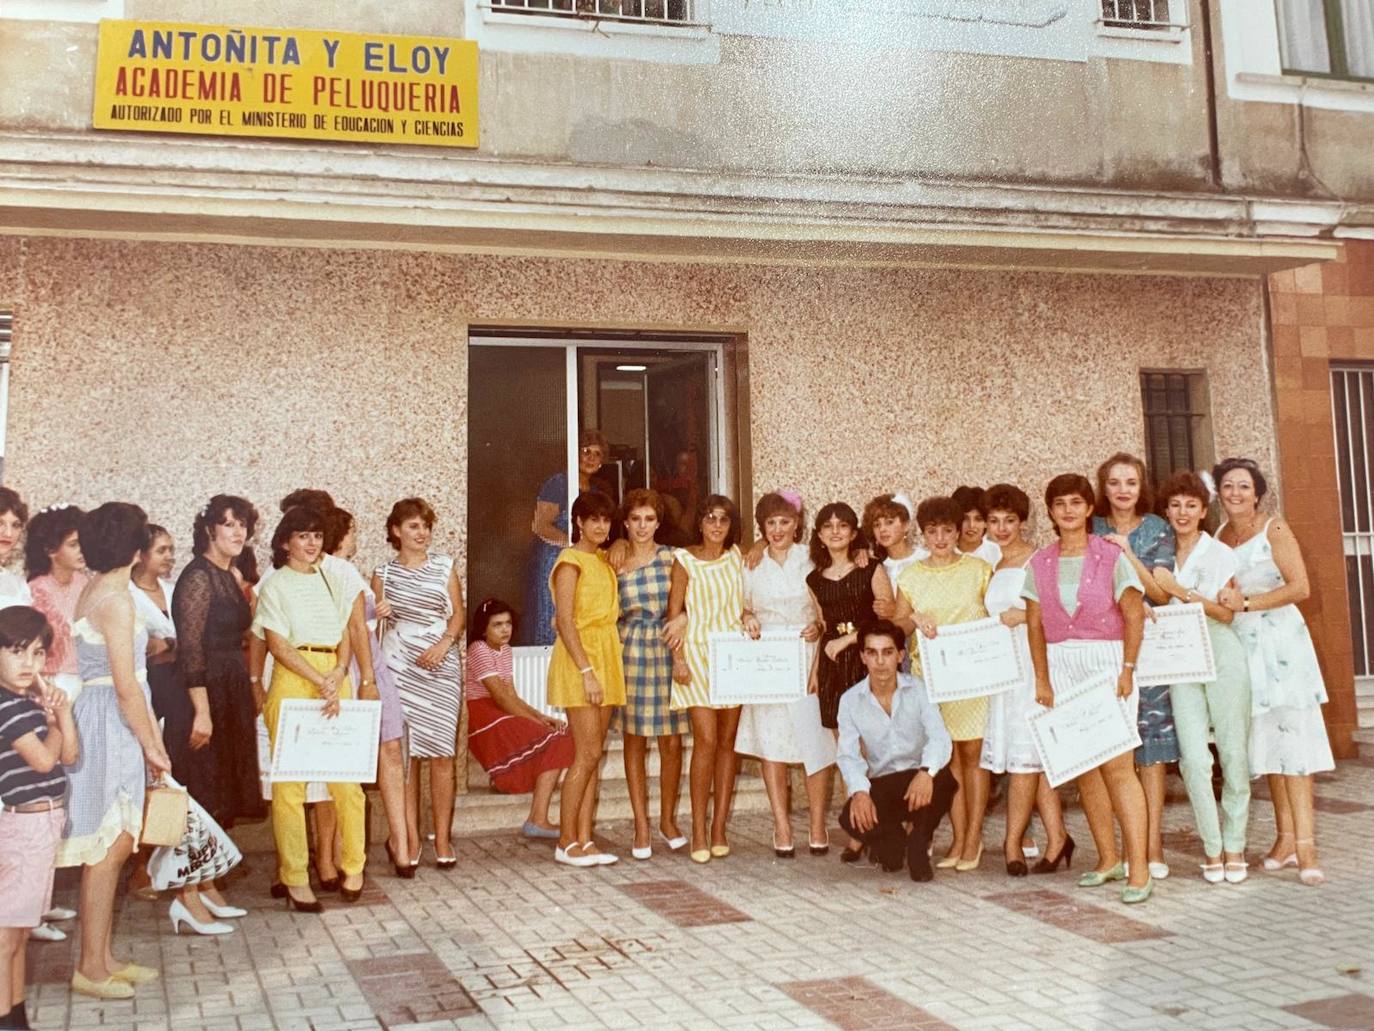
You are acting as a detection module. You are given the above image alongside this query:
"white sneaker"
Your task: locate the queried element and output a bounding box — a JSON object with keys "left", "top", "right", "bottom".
{"left": 30, "top": 922, "right": 67, "bottom": 942}
{"left": 43, "top": 906, "right": 76, "bottom": 921}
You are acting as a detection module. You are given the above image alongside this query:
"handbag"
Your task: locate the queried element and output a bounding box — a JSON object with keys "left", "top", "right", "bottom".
{"left": 148, "top": 779, "right": 243, "bottom": 890}
{"left": 141, "top": 778, "right": 189, "bottom": 847}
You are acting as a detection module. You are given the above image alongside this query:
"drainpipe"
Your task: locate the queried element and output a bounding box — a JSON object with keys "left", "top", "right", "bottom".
{"left": 1198, "top": 0, "right": 1224, "bottom": 190}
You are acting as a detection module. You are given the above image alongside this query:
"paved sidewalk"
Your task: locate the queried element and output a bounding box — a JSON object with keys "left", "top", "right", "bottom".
{"left": 27, "top": 757, "right": 1374, "bottom": 1031}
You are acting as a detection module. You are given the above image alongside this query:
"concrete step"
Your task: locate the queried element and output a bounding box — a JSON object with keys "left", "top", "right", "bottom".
{"left": 1352, "top": 726, "right": 1374, "bottom": 744}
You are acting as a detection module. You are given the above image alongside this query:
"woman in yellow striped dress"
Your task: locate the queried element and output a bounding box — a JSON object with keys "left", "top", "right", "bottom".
{"left": 666, "top": 494, "right": 745, "bottom": 864}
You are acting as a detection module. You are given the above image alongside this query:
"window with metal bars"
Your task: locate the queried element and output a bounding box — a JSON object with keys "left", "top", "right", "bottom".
{"left": 489, "top": 0, "right": 697, "bottom": 25}
{"left": 1139, "top": 370, "right": 1215, "bottom": 485}
{"left": 1102, "top": 0, "right": 1175, "bottom": 30}
{"left": 1275, "top": 0, "right": 1374, "bottom": 82}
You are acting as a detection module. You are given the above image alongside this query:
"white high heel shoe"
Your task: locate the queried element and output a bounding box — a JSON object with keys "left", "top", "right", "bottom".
{"left": 202, "top": 897, "right": 248, "bottom": 919}
{"left": 169, "top": 898, "right": 234, "bottom": 936}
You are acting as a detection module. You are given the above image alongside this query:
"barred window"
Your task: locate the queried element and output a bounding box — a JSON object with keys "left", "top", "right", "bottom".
{"left": 1276, "top": 0, "right": 1374, "bottom": 81}
{"left": 1102, "top": 0, "right": 1174, "bottom": 30}
{"left": 1140, "top": 370, "right": 1215, "bottom": 485}
{"left": 489, "top": 0, "right": 698, "bottom": 25}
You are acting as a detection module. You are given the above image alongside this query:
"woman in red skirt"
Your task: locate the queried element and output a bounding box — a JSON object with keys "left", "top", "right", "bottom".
{"left": 466, "top": 599, "right": 573, "bottom": 838}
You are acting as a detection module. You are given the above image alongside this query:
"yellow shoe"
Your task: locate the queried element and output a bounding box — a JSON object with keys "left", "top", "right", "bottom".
{"left": 955, "top": 845, "right": 984, "bottom": 872}
{"left": 690, "top": 849, "right": 711, "bottom": 864}
{"left": 71, "top": 971, "right": 135, "bottom": 1000}
{"left": 935, "top": 853, "right": 961, "bottom": 870}
{"left": 710, "top": 844, "right": 730, "bottom": 859}
{"left": 111, "top": 962, "right": 159, "bottom": 984}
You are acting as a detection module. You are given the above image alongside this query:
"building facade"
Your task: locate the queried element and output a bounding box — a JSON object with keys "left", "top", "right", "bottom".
{"left": 1, "top": 0, "right": 1371, "bottom": 756}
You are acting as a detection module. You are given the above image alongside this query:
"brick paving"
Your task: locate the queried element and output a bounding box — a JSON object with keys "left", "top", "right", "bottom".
{"left": 24, "top": 756, "right": 1374, "bottom": 1030}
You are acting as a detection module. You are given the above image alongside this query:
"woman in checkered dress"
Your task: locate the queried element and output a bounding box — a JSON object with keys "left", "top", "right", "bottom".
{"left": 617, "top": 489, "right": 689, "bottom": 857}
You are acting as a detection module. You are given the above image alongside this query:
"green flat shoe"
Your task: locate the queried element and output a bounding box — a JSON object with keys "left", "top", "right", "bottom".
{"left": 1076, "top": 862, "right": 1126, "bottom": 888}
{"left": 1121, "top": 877, "right": 1154, "bottom": 904}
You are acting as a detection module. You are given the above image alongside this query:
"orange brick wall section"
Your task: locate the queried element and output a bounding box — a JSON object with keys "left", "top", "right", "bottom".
{"left": 1268, "top": 241, "right": 1374, "bottom": 759}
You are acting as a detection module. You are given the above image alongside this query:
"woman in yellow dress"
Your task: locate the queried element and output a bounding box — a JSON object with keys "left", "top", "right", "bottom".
{"left": 894, "top": 496, "right": 994, "bottom": 871}
{"left": 546, "top": 491, "right": 625, "bottom": 868}
{"left": 665, "top": 494, "right": 745, "bottom": 864}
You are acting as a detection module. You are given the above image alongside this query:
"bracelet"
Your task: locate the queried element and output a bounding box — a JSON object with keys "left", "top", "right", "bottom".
{"left": 361, "top": 678, "right": 373, "bottom": 687}
{"left": 578, "top": 665, "right": 594, "bottom": 674}
{"left": 1122, "top": 662, "right": 1136, "bottom": 671}
{"left": 249, "top": 676, "right": 261, "bottom": 684}
{"left": 1242, "top": 597, "right": 1250, "bottom": 611}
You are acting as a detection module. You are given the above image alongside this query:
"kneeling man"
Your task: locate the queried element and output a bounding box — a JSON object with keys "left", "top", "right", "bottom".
{"left": 837, "top": 620, "right": 957, "bottom": 881}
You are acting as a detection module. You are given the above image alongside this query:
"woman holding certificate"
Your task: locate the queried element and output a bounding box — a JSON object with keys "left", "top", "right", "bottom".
{"left": 252, "top": 505, "right": 365, "bottom": 912}
{"left": 1152, "top": 472, "right": 1252, "bottom": 884}
{"left": 891, "top": 497, "right": 992, "bottom": 872}
{"left": 667, "top": 495, "right": 746, "bottom": 864}
{"left": 1214, "top": 458, "right": 1334, "bottom": 886}
{"left": 736, "top": 492, "right": 827, "bottom": 858}
{"left": 1023, "top": 474, "right": 1153, "bottom": 904}
{"left": 546, "top": 491, "right": 625, "bottom": 868}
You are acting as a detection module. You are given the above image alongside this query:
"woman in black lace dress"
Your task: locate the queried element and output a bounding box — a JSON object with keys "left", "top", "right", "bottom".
{"left": 168, "top": 496, "right": 263, "bottom": 927}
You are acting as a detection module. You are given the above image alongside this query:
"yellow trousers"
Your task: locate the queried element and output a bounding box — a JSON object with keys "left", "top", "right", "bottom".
{"left": 264, "top": 650, "right": 367, "bottom": 886}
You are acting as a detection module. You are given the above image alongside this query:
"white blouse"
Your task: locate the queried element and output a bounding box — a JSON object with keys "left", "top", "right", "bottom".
{"left": 1170, "top": 532, "right": 1239, "bottom": 604}
{"left": 743, "top": 544, "right": 816, "bottom": 628}
{"left": 129, "top": 577, "right": 177, "bottom": 639}
{"left": 0, "top": 569, "right": 32, "bottom": 610}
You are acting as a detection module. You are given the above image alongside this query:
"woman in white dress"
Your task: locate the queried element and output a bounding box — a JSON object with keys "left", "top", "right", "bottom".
{"left": 1214, "top": 458, "right": 1334, "bottom": 886}
{"left": 735, "top": 492, "right": 827, "bottom": 857}
{"left": 978, "top": 484, "right": 1070, "bottom": 877}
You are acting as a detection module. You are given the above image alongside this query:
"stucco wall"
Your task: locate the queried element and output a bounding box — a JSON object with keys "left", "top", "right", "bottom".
{"left": 0, "top": 236, "right": 1274, "bottom": 578}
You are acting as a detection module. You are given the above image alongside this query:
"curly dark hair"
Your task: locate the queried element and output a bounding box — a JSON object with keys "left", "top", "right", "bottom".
{"left": 693, "top": 494, "right": 740, "bottom": 550}
{"left": 1212, "top": 457, "right": 1269, "bottom": 502}
{"left": 80, "top": 502, "right": 149, "bottom": 572}
{"left": 270, "top": 505, "right": 327, "bottom": 570}
{"left": 24, "top": 505, "right": 83, "bottom": 580}
{"left": 192, "top": 495, "right": 259, "bottom": 556}
{"left": 324, "top": 507, "right": 355, "bottom": 555}
{"left": 809, "top": 502, "right": 865, "bottom": 569}
{"left": 0, "top": 487, "right": 28, "bottom": 528}
{"left": 571, "top": 491, "right": 617, "bottom": 544}
{"left": 985, "top": 483, "right": 1031, "bottom": 523}
{"left": 385, "top": 497, "right": 436, "bottom": 550}
{"left": 0, "top": 606, "right": 54, "bottom": 652}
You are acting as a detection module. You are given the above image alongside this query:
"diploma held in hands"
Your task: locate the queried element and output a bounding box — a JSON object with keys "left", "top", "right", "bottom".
{"left": 1136, "top": 603, "right": 1216, "bottom": 687}
{"left": 270, "top": 699, "right": 382, "bottom": 783}
{"left": 709, "top": 627, "right": 809, "bottom": 705}
{"left": 1027, "top": 671, "right": 1141, "bottom": 787}
{"left": 917, "top": 617, "right": 1024, "bottom": 703}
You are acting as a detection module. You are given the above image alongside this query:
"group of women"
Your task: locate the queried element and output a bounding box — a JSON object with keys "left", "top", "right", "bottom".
{"left": 538, "top": 451, "right": 1336, "bottom": 905}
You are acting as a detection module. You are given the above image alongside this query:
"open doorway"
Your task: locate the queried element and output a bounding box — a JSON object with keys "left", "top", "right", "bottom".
{"left": 467, "top": 336, "right": 729, "bottom": 646}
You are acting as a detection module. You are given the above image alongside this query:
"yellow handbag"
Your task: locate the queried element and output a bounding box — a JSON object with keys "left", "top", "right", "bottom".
{"left": 141, "top": 780, "right": 189, "bottom": 847}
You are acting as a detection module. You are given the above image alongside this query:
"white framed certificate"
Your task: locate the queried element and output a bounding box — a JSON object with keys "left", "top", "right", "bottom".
{"left": 1136, "top": 603, "right": 1216, "bottom": 687}
{"left": 270, "top": 699, "right": 382, "bottom": 783}
{"left": 916, "top": 617, "right": 1024, "bottom": 703}
{"left": 708, "top": 627, "right": 809, "bottom": 706}
{"left": 1027, "top": 671, "right": 1142, "bottom": 788}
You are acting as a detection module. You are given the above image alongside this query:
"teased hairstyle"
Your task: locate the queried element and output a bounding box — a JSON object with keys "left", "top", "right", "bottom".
{"left": 280, "top": 488, "right": 335, "bottom": 513}
{"left": 858, "top": 619, "right": 905, "bottom": 652}
{"left": 950, "top": 485, "right": 988, "bottom": 521}
{"left": 0, "top": 487, "right": 28, "bottom": 527}
{"left": 915, "top": 496, "right": 964, "bottom": 534}
{"left": 754, "top": 492, "right": 804, "bottom": 543}
{"left": 270, "top": 505, "right": 326, "bottom": 569}
{"left": 385, "top": 497, "right": 436, "bottom": 550}
{"left": 571, "top": 491, "right": 617, "bottom": 543}
{"left": 0, "top": 605, "right": 54, "bottom": 652}
{"left": 620, "top": 487, "right": 665, "bottom": 526}
{"left": 192, "top": 495, "right": 259, "bottom": 557}
{"left": 324, "top": 507, "right": 355, "bottom": 555}
{"left": 862, "top": 494, "right": 911, "bottom": 561}
{"left": 579, "top": 428, "right": 610, "bottom": 454}
{"left": 1094, "top": 452, "right": 1154, "bottom": 517}
{"left": 693, "top": 494, "right": 741, "bottom": 550}
{"left": 24, "top": 505, "right": 83, "bottom": 580}
{"left": 1043, "top": 474, "right": 1096, "bottom": 536}
{"left": 1212, "top": 457, "right": 1269, "bottom": 503}
{"left": 80, "top": 502, "right": 149, "bottom": 572}
{"left": 233, "top": 548, "right": 261, "bottom": 586}
{"left": 469, "top": 597, "right": 518, "bottom": 645}
{"left": 985, "top": 483, "right": 1031, "bottom": 523}
{"left": 1158, "top": 470, "right": 1211, "bottom": 509}
{"left": 809, "top": 502, "right": 865, "bottom": 569}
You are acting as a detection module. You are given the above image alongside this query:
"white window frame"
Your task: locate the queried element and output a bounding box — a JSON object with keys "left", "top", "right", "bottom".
{"left": 0, "top": 0, "right": 123, "bottom": 21}
{"left": 465, "top": 0, "right": 720, "bottom": 65}
{"left": 1091, "top": 0, "right": 1192, "bottom": 65}
{"left": 1220, "top": 0, "right": 1374, "bottom": 114}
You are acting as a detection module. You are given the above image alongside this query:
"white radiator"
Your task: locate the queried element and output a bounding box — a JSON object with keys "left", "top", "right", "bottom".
{"left": 511, "top": 645, "right": 560, "bottom": 717}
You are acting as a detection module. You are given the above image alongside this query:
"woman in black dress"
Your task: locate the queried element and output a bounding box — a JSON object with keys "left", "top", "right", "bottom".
{"left": 805, "top": 502, "right": 893, "bottom": 860}
{"left": 170, "top": 495, "right": 264, "bottom": 924}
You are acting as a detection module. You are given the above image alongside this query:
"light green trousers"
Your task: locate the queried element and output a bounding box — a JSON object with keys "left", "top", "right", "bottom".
{"left": 1169, "top": 620, "right": 1252, "bottom": 857}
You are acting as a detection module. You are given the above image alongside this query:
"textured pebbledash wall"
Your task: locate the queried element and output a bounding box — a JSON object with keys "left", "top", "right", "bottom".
{"left": 0, "top": 236, "right": 1275, "bottom": 580}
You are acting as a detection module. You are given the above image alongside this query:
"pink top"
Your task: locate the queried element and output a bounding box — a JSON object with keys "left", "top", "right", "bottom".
{"left": 28, "top": 571, "right": 92, "bottom": 677}
{"left": 1028, "top": 536, "right": 1124, "bottom": 644}
{"left": 465, "top": 640, "right": 511, "bottom": 702}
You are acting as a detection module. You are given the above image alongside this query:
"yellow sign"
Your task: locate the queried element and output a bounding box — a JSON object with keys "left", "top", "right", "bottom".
{"left": 92, "top": 20, "right": 478, "bottom": 148}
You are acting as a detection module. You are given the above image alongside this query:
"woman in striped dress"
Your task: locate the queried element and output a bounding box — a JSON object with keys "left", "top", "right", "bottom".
{"left": 1024, "top": 474, "right": 1152, "bottom": 904}
{"left": 617, "top": 488, "right": 688, "bottom": 859}
{"left": 373, "top": 498, "right": 465, "bottom": 870}
{"left": 666, "top": 495, "right": 745, "bottom": 864}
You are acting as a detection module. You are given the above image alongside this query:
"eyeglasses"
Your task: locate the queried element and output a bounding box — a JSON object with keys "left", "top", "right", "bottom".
{"left": 580, "top": 447, "right": 605, "bottom": 458}
{"left": 702, "top": 512, "right": 731, "bottom": 524}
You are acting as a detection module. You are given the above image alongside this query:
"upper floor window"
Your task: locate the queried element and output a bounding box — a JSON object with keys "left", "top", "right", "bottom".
{"left": 1102, "top": 0, "right": 1174, "bottom": 31}
{"left": 1276, "top": 0, "right": 1374, "bottom": 81}
{"left": 488, "top": 0, "right": 700, "bottom": 25}
{"left": 1140, "top": 370, "right": 1215, "bottom": 487}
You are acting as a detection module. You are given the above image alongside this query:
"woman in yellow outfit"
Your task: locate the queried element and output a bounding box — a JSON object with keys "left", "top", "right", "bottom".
{"left": 546, "top": 490, "right": 626, "bottom": 868}
{"left": 252, "top": 505, "right": 365, "bottom": 911}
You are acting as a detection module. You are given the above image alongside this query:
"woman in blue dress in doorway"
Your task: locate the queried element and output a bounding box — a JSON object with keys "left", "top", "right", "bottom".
{"left": 523, "top": 430, "right": 610, "bottom": 645}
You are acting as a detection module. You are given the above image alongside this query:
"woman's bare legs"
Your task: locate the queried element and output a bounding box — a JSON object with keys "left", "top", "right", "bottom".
{"left": 958, "top": 740, "right": 989, "bottom": 862}
{"left": 430, "top": 758, "right": 457, "bottom": 861}
{"left": 1077, "top": 768, "right": 1120, "bottom": 872}
{"left": 687, "top": 707, "right": 717, "bottom": 853}
{"left": 1004, "top": 772, "right": 1038, "bottom": 865}
{"left": 709, "top": 708, "right": 742, "bottom": 849}
{"left": 405, "top": 758, "right": 423, "bottom": 862}
{"left": 1266, "top": 773, "right": 1296, "bottom": 863}
{"left": 76, "top": 830, "right": 133, "bottom": 983}
{"left": 624, "top": 732, "right": 652, "bottom": 849}
{"left": 761, "top": 759, "right": 792, "bottom": 849}
{"left": 377, "top": 739, "right": 411, "bottom": 864}
{"left": 528, "top": 768, "right": 562, "bottom": 829}
{"left": 559, "top": 706, "right": 607, "bottom": 852}
{"left": 1100, "top": 753, "right": 1149, "bottom": 889}
{"left": 576, "top": 708, "right": 614, "bottom": 849}
{"left": 1138, "top": 762, "right": 1167, "bottom": 865}
{"left": 657, "top": 734, "right": 685, "bottom": 840}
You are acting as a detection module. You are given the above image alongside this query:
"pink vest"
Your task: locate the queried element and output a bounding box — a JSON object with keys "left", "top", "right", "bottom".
{"left": 1029, "top": 535, "right": 1125, "bottom": 644}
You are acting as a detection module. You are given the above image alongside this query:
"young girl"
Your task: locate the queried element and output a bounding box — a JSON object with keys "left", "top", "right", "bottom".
{"left": 0, "top": 607, "right": 78, "bottom": 1029}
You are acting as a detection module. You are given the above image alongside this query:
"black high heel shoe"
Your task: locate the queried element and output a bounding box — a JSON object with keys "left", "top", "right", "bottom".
{"left": 387, "top": 842, "right": 416, "bottom": 879}
{"left": 269, "top": 881, "right": 287, "bottom": 899}
{"left": 339, "top": 877, "right": 364, "bottom": 903}
{"left": 1031, "top": 835, "right": 1076, "bottom": 874}
{"left": 285, "top": 890, "right": 323, "bottom": 914}
{"left": 312, "top": 862, "right": 340, "bottom": 894}
{"left": 1006, "top": 853, "right": 1028, "bottom": 877}
{"left": 839, "top": 842, "right": 866, "bottom": 864}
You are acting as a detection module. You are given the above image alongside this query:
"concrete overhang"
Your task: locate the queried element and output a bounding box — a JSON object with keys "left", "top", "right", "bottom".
{"left": 0, "top": 131, "right": 1349, "bottom": 276}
